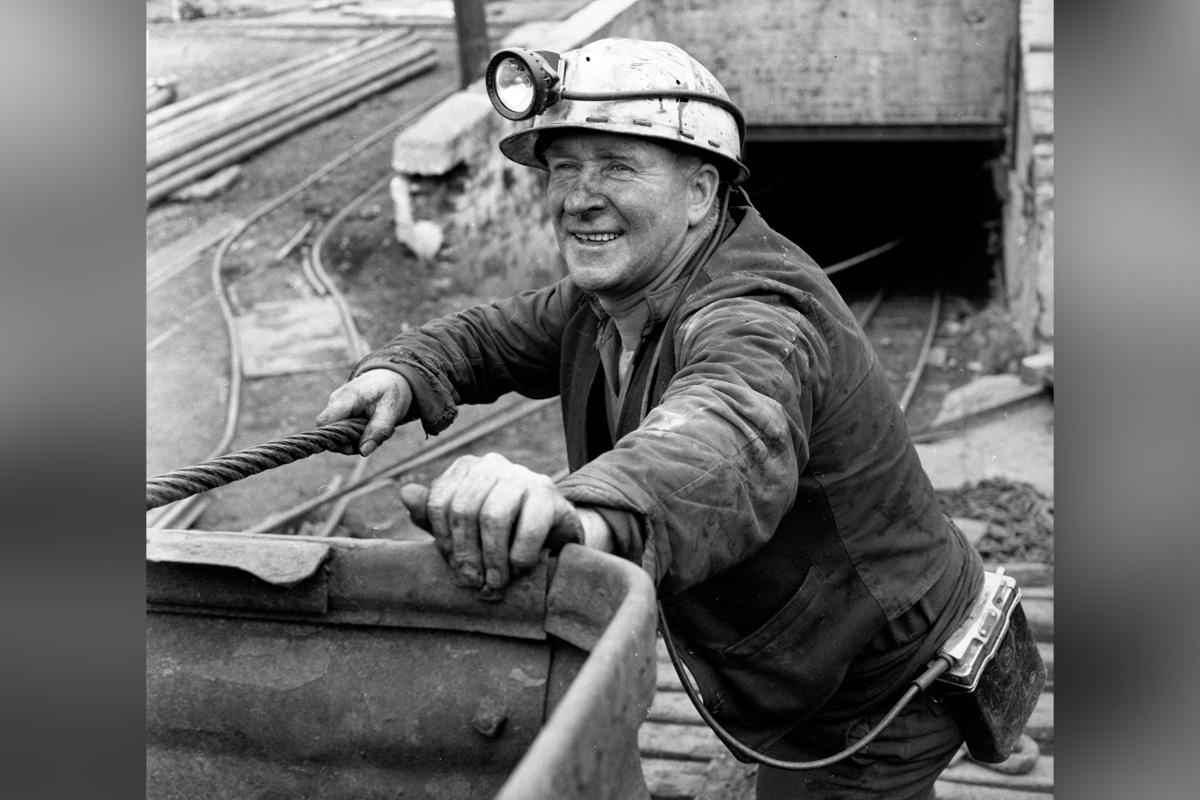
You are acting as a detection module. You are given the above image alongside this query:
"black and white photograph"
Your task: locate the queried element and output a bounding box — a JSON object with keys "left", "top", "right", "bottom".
{"left": 143, "top": 2, "right": 1061, "bottom": 797}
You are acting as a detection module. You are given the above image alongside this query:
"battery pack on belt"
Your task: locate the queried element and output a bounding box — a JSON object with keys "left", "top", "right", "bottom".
{"left": 935, "top": 568, "right": 1047, "bottom": 763}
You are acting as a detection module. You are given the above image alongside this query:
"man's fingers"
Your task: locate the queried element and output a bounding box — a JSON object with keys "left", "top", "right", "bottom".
{"left": 445, "top": 464, "right": 501, "bottom": 588}
{"left": 317, "top": 371, "right": 412, "bottom": 455}
{"left": 358, "top": 389, "right": 407, "bottom": 455}
{"left": 478, "top": 481, "right": 526, "bottom": 589}
{"left": 425, "top": 458, "right": 477, "bottom": 583}
{"left": 508, "top": 482, "right": 560, "bottom": 571}
{"left": 316, "top": 386, "right": 363, "bottom": 427}
{"left": 546, "top": 502, "right": 585, "bottom": 550}
{"left": 410, "top": 454, "right": 578, "bottom": 596}
{"left": 358, "top": 419, "right": 397, "bottom": 456}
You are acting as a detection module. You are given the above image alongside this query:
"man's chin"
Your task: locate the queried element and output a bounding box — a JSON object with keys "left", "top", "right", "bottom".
{"left": 564, "top": 259, "right": 621, "bottom": 291}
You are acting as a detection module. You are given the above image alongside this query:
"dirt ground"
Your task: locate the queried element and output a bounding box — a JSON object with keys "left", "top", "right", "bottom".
{"left": 146, "top": 8, "right": 1052, "bottom": 564}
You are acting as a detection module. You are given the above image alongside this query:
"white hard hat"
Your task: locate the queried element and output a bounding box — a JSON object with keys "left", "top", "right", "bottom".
{"left": 486, "top": 38, "right": 749, "bottom": 184}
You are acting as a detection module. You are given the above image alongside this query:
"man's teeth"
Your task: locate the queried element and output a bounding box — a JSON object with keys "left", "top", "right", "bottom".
{"left": 575, "top": 232, "right": 620, "bottom": 242}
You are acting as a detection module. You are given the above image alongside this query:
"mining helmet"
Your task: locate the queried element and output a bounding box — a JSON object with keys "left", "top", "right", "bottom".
{"left": 486, "top": 38, "right": 749, "bottom": 184}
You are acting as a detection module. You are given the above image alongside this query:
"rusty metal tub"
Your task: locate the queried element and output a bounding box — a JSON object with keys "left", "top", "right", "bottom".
{"left": 147, "top": 530, "right": 658, "bottom": 799}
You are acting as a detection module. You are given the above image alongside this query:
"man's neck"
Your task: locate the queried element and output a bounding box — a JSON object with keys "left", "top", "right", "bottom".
{"left": 599, "top": 209, "right": 719, "bottom": 348}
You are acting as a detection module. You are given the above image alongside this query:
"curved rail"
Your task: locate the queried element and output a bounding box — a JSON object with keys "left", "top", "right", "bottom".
{"left": 291, "top": 174, "right": 393, "bottom": 535}
{"left": 897, "top": 285, "right": 943, "bottom": 415}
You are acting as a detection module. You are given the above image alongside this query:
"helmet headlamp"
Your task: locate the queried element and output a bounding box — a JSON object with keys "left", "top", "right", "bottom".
{"left": 485, "top": 48, "right": 562, "bottom": 120}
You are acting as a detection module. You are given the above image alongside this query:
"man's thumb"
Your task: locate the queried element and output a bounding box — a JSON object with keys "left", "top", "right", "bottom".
{"left": 400, "top": 483, "right": 431, "bottom": 531}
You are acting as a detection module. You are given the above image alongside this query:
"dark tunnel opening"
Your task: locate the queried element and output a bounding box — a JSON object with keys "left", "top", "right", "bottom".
{"left": 741, "top": 139, "right": 1006, "bottom": 304}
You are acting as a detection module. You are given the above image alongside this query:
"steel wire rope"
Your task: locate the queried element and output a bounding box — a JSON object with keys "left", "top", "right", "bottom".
{"left": 823, "top": 237, "right": 903, "bottom": 277}
{"left": 147, "top": 419, "right": 369, "bottom": 510}
{"left": 245, "top": 396, "right": 560, "bottom": 533}
{"left": 147, "top": 80, "right": 459, "bottom": 529}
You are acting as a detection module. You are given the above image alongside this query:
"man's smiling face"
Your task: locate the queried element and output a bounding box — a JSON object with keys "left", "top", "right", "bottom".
{"left": 542, "top": 132, "right": 695, "bottom": 302}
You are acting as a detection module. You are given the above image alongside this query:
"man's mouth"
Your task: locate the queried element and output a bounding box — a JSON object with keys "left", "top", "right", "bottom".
{"left": 571, "top": 231, "right": 622, "bottom": 244}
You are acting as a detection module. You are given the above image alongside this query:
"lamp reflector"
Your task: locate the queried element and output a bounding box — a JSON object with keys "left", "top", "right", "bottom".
{"left": 494, "top": 57, "right": 536, "bottom": 116}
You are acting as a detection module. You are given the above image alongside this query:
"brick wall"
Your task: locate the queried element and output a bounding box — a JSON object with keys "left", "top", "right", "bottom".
{"left": 1002, "top": 0, "right": 1053, "bottom": 343}
{"left": 644, "top": 0, "right": 1018, "bottom": 128}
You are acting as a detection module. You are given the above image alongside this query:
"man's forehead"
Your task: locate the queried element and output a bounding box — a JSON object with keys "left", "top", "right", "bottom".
{"left": 542, "top": 131, "right": 669, "bottom": 161}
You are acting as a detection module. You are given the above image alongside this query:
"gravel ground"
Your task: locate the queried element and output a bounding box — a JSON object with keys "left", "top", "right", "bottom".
{"left": 939, "top": 477, "right": 1055, "bottom": 565}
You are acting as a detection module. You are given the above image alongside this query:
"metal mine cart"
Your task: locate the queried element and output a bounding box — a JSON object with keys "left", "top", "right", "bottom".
{"left": 147, "top": 529, "right": 658, "bottom": 799}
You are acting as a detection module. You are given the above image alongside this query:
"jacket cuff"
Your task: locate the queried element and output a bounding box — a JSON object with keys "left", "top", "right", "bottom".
{"left": 557, "top": 482, "right": 658, "bottom": 580}
{"left": 351, "top": 351, "right": 458, "bottom": 436}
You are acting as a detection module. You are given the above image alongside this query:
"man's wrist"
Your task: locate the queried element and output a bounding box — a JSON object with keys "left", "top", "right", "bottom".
{"left": 575, "top": 507, "right": 615, "bottom": 553}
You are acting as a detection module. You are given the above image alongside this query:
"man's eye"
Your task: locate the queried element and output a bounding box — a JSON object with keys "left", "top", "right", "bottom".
{"left": 549, "top": 162, "right": 579, "bottom": 174}
{"left": 606, "top": 162, "right": 633, "bottom": 174}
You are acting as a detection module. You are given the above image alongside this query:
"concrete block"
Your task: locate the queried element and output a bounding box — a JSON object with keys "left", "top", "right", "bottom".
{"left": 1028, "top": 91, "right": 1054, "bottom": 140}
{"left": 1023, "top": 51, "right": 1054, "bottom": 94}
{"left": 916, "top": 398, "right": 1054, "bottom": 497}
{"left": 1021, "top": 0, "right": 1055, "bottom": 51}
{"left": 932, "top": 374, "right": 1045, "bottom": 429}
{"left": 1032, "top": 141, "right": 1055, "bottom": 183}
{"left": 953, "top": 517, "right": 990, "bottom": 546}
{"left": 391, "top": 91, "right": 495, "bottom": 176}
{"left": 1020, "top": 349, "right": 1054, "bottom": 387}
{"left": 236, "top": 297, "right": 355, "bottom": 378}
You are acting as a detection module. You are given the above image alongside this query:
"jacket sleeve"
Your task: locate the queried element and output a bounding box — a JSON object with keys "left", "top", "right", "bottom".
{"left": 350, "top": 277, "right": 580, "bottom": 435}
{"left": 558, "top": 291, "right": 832, "bottom": 596}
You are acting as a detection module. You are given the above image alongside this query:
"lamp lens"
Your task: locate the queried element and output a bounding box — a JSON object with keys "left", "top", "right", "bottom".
{"left": 495, "top": 58, "right": 535, "bottom": 114}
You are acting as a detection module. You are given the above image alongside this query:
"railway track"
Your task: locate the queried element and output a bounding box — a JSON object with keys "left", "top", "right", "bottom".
{"left": 851, "top": 283, "right": 944, "bottom": 416}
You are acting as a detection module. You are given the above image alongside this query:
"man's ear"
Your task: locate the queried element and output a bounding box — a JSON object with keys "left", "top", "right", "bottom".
{"left": 686, "top": 162, "right": 721, "bottom": 226}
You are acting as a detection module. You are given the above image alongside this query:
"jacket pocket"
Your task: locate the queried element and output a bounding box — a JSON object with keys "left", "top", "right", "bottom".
{"left": 719, "top": 565, "right": 826, "bottom": 661}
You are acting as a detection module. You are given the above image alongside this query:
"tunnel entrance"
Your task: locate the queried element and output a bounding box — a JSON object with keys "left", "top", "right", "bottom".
{"left": 741, "top": 138, "right": 1006, "bottom": 304}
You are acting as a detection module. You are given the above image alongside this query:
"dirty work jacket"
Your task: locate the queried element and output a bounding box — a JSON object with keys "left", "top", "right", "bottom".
{"left": 351, "top": 200, "right": 983, "bottom": 749}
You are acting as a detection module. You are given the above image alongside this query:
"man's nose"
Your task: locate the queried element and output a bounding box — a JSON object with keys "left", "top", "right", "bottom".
{"left": 562, "top": 172, "right": 606, "bottom": 216}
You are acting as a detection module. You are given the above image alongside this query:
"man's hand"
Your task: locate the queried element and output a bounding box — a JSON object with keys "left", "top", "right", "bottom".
{"left": 316, "top": 369, "right": 413, "bottom": 456}
{"left": 399, "top": 453, "right": 589, "bottom": 593}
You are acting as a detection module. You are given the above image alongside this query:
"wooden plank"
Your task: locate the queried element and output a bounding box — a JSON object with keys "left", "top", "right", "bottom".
{"left": 658, "top": 659, "right": 684, "bottom": 690}
{"left": 942, "top": 754, "right": 1054, "bottom": 793}
{"left": 648, "top": 690, "right": 706, "bottom": 725}
{"left": 1022, "top": 596, "right": 1054, "bottom": 643}
{"left": 1027, "top": 693, "right": 1054, "bottom": 753}
{"left": 642, "top": 757, "right": 708, "bottom": 800}
{"left": 694, "top": 751, "right": 757, "bottom": 800}
{"left": 146, "top": 213, "right": 240, "bottom": 289}
{"left": 934, "top": 780, "right": 1050, "bottom": 800}
{"left": 1039, "top": 642, "right": 1054, "bottom": 689}
{"left": 998, "top": 562, "right": 1054, "bottom": 587}
{"left": 639, "top": 722, "right": 724, "bottom": 761}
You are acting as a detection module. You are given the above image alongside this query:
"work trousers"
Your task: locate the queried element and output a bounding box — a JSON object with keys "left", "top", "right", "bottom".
{"left": 754, "top": 689, "right": 963, "bottom": 799}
